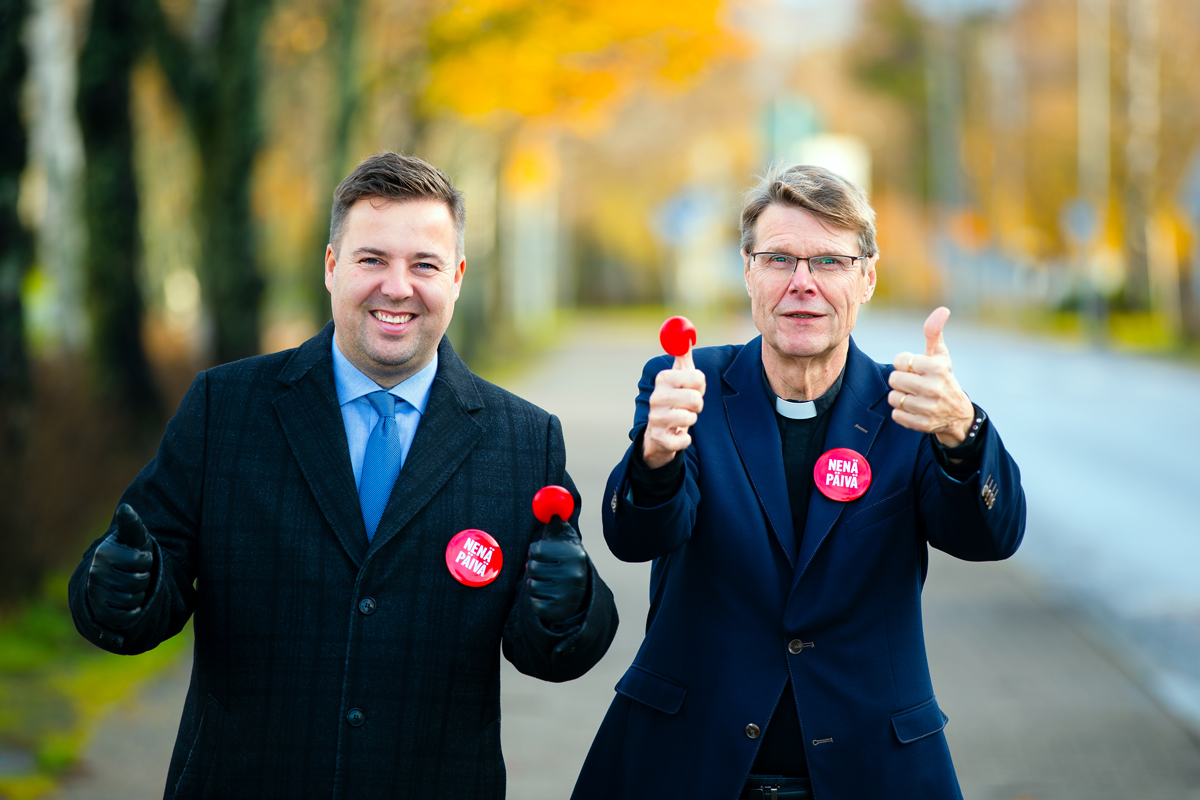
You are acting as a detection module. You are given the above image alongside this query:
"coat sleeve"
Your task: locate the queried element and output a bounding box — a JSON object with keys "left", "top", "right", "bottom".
{"left": 501, "top": 414, "right": 619, "bottom": 683}
{"left": 916, "top": 410, "right": 1026, "bottom": 562}
{"left": 601, "top": 355, "right": 702, "bottom": 563}
{"left": 67, "top": 372, "right": 207, "bottom": 654}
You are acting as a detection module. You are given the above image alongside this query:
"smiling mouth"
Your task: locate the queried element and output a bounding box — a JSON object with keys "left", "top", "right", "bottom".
{"left": 373, "top": 310, "right": 414, "bottom": 324}
{"left": 784, "top": 312, "right": 823, "bottom": 319}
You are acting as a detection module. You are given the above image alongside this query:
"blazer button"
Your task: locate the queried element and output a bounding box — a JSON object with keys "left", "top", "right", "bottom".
{"left": 745, "top": 723, "right": 761, "bottom": 739}
{"left": 346, "top": 708, "right": 365, "bottom": 727}
{"left": 788, "top": 639, "right": 803, "bottom": 654}
{"left": 358, "top": 597, "right": 377, "bottom": 615}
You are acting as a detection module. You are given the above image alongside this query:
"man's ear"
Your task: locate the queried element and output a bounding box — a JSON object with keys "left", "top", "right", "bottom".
{"left": 742, "top": 250, "right": 752, "bottom": 297}
{"left": 324, "top": 244, "right": 337, "bottom": 292}
{"left": 452, "top": 258, "right": 465, "bottom": 300}
{"left": 862, "top": 253, "right": 879, "bottom": 302}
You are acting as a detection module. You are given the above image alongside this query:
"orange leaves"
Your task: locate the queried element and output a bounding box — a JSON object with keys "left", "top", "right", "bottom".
{"left": 423, "top": 0, "right": 739, "bottom": 125}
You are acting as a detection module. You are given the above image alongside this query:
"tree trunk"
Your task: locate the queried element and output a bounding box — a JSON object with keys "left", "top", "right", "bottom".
{"left": 1, "top": 0, "right": 32, "bottom": 442}
{"left": 76, "top": 0, "right": 160, "bottom": 420}
{"left": 193, "top": 0, "right": 269, "bottom": 364}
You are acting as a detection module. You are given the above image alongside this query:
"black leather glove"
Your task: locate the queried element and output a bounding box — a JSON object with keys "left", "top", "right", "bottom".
{"left": 524, "top": 517, "right": 588, "bottom": 623}
{"left": 86, "top": 504, "right": 155, "bottom": 633}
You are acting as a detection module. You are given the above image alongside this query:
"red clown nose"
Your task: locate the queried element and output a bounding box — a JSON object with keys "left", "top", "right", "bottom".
{"left": 659, "top": 316, "right": 697, "bottom": 357}
{"left": 532, "top": 485, "right": 575, "bottom": 523}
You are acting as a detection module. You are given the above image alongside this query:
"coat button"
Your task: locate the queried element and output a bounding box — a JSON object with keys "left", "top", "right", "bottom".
{"left": 745, "top": 723, "right": 761, "bottom": 739}
{"left": 346, "top": 708, "right": 365, "bottom": 727}
{"left": 358, "top": 597, "right": 377, "bottom": 615}
{"left": 788, "top": 639, "right": 803, "bottom": 654}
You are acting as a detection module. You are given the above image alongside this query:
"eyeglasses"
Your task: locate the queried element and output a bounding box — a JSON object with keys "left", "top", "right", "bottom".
{"left": 748, "top": 252, "right": 869, "bottom": 277}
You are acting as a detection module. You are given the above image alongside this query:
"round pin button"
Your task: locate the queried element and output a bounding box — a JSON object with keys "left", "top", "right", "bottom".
{"left": 445, "top": 529, "right": 503, "bottom": 587}
{"left": 813, "top": 447, "right": 872, "bottom": 502}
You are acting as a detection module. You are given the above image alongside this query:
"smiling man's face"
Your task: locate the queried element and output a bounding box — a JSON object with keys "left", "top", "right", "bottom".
{"left": 743, "top": 203, "right": 877, "bottom": 368}
{"left": 325, "top": 196, "right": 464, "bottom": 388}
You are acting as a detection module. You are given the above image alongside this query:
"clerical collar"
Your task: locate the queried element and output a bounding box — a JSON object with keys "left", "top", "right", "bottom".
{"left": 762, "top": 364, "right": 845, "bottom": 420}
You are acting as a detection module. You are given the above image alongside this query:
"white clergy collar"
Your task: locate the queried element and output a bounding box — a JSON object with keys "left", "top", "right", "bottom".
{"left": 774, "top": 396, "right": 817, "bottom": 420}
{"left": 763, "top": 362, "right": 846, "bottom": 421}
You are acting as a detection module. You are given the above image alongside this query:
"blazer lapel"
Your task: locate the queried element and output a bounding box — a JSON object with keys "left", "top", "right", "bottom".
{"left": 367, "top": 336, "right": 484, "bottom": 555}
{"left": 793, "top": 338, "right": 888, "bottom": 583}
{"left": 722, "top": 337, "right": 797, "bottom": 568}
{"left": 273, "top": 322, "right": 368, "bottom": 567}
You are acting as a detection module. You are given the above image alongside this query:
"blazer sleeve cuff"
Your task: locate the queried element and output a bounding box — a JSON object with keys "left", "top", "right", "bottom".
{"left": 504, "top": 558, "right": 618, "bottom": 683}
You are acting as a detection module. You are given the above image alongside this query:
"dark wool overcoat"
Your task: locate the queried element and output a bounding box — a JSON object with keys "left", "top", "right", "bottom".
{"left": 571, "top": 337, "right": 1025, "bottom": 800}
{"left": 69, "top": 323, "right": 618, "bottom": 799}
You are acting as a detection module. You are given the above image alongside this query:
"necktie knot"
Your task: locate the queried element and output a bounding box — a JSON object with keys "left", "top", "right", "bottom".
{"left": 367, "top": 391, "right": 396, "bottom": 418}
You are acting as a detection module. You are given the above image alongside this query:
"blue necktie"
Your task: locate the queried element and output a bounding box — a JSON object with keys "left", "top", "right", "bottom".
{"left": 359, "top": 391, "right": 402, "bottom": 541}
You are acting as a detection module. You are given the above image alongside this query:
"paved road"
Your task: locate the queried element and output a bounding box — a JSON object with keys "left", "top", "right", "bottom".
{"left": 52, "top": 310, "right": 1200, "bottom": 800}
{"left": 850, "top": 308, "right": 1200, "bottom": 735}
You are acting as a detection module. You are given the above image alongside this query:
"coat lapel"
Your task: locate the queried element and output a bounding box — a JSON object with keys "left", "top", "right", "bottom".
{"left": 367, "top": 336, "right": 484, "bottom": 555}
{"left": 273, "top": 322, "right": 369, "bottom": 567}
{"left": 722, "top": 337, "right": 797, "bottom": 568}
{"left": 793, "top": 338, "right": 888, "bottom": 583}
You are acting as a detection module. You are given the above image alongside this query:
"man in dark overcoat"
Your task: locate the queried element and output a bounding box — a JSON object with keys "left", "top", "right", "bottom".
{"left": 571, "top": 164, "right": 1025, "bottom": 799}
{"left": 69, "top": 152, "right": 618, "bottom": 799}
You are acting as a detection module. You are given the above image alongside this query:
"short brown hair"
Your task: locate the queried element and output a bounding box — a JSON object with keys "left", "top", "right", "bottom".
{"left": 740, "top": 163, "right": 877, "bottom": 263}
{"left": 330, "top": 152, "right": 465, "bottom": 259}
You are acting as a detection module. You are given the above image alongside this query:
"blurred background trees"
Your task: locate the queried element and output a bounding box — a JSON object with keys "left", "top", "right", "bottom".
{"left": 5, "top": 0, "right": 1200, "bottom": 604}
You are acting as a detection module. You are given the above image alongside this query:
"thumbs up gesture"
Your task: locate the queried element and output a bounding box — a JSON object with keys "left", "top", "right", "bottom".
{"left": 524, "top": 487, "right": 589, "bottom": 623}
{"left": 86, "top": 504, "right": 155, "bottom": 633}
{"left": 644, "top": 317, "right": 706, "bottom": 469}
{"left": 887, "top": 307, "right": 975, "bottom": 447}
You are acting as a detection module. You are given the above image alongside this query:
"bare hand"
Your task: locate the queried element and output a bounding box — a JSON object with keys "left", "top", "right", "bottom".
{"left": 642, "top": 356, "right": 706, "bottom": 469}
{"left": 887, "top": 307, "right": 974, "bottom": 447}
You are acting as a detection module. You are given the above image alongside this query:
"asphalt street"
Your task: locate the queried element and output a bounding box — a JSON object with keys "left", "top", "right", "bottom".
{"left": 51, "top": 309, "right": 1200, "bottom": 800}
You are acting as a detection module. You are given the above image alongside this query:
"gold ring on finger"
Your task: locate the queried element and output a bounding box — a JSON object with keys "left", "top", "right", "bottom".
{"left": 907, "top": 355, "right": 916, "bottom": 373}
{"left": 898, "top": 394, "right": 906, "bottom": 411}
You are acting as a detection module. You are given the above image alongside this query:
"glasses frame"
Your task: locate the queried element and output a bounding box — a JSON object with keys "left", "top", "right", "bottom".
{"left": 748, "top": 251, "right": 871, "bottom": 277}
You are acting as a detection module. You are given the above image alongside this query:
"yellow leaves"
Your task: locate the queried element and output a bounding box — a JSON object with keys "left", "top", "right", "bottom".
{"left": 423, "top": 0, "right": 740, "bottom": 126}
{"left": 505, "top": 140, "right": 558, "bottom": 192}
{"left": 265, "top": 7, "right": 330, "bottom": 63}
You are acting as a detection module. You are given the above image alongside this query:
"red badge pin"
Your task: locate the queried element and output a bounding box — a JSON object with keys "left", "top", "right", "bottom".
{"left": 446, "top": 529, "right": 503, "bottom": 587}
{"left": 814, "top": 448, "right": 872, "bottom": 502}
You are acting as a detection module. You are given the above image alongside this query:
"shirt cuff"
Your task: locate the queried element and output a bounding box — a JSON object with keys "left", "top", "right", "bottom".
{"left": 628, "top": 429, "right": 685, "bottom": 506}
{"left": 931, "top": 403, "right": 988, "bottom": 480}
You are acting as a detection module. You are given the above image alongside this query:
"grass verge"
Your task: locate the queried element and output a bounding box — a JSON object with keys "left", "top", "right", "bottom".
{"left": 0, "top": 574, "right": 189, "bottom": 800}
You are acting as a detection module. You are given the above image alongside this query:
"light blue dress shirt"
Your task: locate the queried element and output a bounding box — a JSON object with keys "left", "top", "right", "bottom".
{"left": 332, "top": 339, "right": 438, "bottom": 490}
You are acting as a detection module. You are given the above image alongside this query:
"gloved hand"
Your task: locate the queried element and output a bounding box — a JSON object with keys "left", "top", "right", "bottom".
{"left": 524, "top": 517, "right": 588, "bottom": 623}
{"left": 86, "top": 504, "right": 155, "bottom": 632}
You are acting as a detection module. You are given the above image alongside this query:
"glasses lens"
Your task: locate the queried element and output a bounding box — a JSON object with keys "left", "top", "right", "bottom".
{"left": 755, "top": 253, "right": 797, "bottom": 271}
{"left": 810, "top": 256, "right": 855, "bottom": 272}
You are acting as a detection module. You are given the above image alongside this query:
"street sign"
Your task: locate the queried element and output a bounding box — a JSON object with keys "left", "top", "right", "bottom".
{"left": 1059, "top": 197, "right": 1099, "bottom": 245}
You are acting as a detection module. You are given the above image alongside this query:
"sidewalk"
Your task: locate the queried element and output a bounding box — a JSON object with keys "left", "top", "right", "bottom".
{"left": 50, "top": 311, "right": 1200, "bottom": 800}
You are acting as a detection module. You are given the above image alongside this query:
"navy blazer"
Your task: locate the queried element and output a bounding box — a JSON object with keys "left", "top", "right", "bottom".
{"left": 572, "top": 336, "right": 1024, "bottom": 800}
{"left": 69, "top": 323, "right": 618, "bottom": 799}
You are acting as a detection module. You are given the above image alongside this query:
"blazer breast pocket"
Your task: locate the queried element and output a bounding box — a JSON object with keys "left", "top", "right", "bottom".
{"left": 844, "top": 485, "right": 913, "bottom": 533}
{"left": 615, "top": 664, "right": 687, "bottom": 715}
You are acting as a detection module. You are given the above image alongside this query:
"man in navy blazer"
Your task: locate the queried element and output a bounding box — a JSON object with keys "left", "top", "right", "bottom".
{"left": 69, "top": 153, "right": 618, "bottom": 798}
{"left": 572, "top": 164, "right": 1025, "bottom": 799}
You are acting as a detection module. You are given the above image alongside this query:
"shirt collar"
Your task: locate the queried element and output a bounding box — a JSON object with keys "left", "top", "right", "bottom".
{"left": 761, "top": 362, "right": 845, "bottom": 421}
{"left": 332, "top": 337, "right": 438, "bottom": 416}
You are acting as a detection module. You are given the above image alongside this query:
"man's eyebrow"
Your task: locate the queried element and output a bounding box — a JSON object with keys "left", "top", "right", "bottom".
{"left": 349, "top": 247, "right": 448, "bottom": 264}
